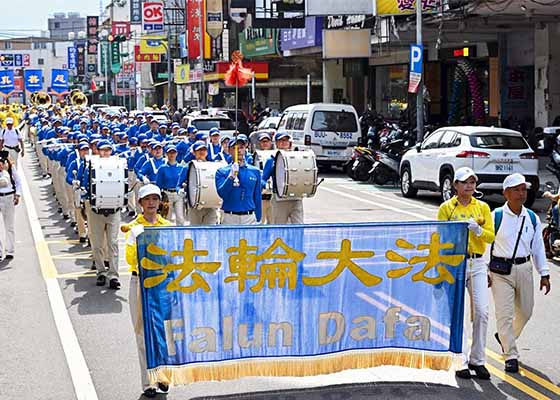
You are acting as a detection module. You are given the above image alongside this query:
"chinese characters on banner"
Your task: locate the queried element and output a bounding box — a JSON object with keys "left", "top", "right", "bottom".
{"left": 86, "top": 16, "right": 99, "bottom": 74}
{"left": 115, "top": 63, "right": 135, "bottom": 96}
{"left": 376, "top": 0, "right": 441, "bottom": 15}
{"left": 136, "top": 221, "right": 468, "bottom": 386}
{"left": 112, "top": 21, "right": 131, "bottom": 36}
{"left": 50, "top": 69, "right": 69, "bottom": 94}
{"left": 134, "top": 45, "right": 162, "bottom": 62}
{"left": 24, "top": 69, "right": 43, "bottom": 92}
{"left": 76, "top": 44, "right": 86, "bottom": 75}
{"left": 187, "top": 0, "right": 211, "bottom": 60}
{"left": 130, "top": 0, "right": 143, "bottom": 24}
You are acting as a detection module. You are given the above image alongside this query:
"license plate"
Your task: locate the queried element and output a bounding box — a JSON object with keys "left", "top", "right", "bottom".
{"left": 326, "top": 150, "right": 343, "bottom": 157}
{"left": 495, "top": 163, "right": 513, "bottom": 172}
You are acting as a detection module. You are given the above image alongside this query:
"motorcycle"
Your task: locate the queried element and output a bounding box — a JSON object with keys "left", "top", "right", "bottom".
{"left": 345, "top": 146, "right": 376, "bottom": 181}
{"left": 542, "top": 181, "right": 560, "bottom": 259}
{"left": 370, "top": 133, "right": 416, "bottom": 186}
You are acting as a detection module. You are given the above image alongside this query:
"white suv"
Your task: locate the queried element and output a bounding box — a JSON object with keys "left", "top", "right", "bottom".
{"left": 399, "top": 126, "right": 540, "bottom": 206}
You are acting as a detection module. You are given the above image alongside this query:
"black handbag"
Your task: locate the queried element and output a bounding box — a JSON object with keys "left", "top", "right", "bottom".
{"left": 489, "top": 216, "right": 525, "bottom": 276}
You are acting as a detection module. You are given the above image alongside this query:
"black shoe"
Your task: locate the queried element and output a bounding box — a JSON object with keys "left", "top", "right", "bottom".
{"left": 455, "top": 369, "right": 472, "bottom": 379}
{"left": 495, "top": 332, "right": 504, "bottom": 353}
{"left": 128, "top": 211, "right": 136, "bottom": 217}
{"left": 505, "top": 359, "right": 519, "bottom": 373}
{"left": 158, "top": 382, "right": 169, "bottom": 393}
{"left": 63, "top": 214, "right": 69, "bottom": 220}
{"left": 468, "top": 363, "right": 491, "bottom": 380}
{"left": 57, "top": 207, "right": 63, "bottom": 214}
{"left": 70, "top": 222, "right": 77, "bottom": 228}
{"left": 90, "top": 261, "right": 96, "bottom": 270}
{"left": 96, "top": 275, "right": 106, "bottom": 286}
{"left": 109, "top": 278, "right": 121, "bottom": 290}
{"left": 104, "top": 261, "right": 110, "bottom": 269}
{"left": 143, "top": 388, "right": 157, "bottom": 398}
{"left": 4, "top": 255, "right": 13, "bottom": 260}
{"left": 79, "top": 237, "right": 87, "bottom": 243}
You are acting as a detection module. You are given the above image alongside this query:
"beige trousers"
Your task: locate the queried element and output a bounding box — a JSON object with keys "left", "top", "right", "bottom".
{"left": 129, "top": 275, "right": 153, "bottom": 390}
{"left": 164, "top": 191, "right": 185, "bottom": 225}
{"left": 88, "top": 209, "right": 120, "bottom": 279}
{"left": 261, "top": 199, "right": 273, "bottom": 224}
{"left": 491, "top": 261, "right": 534, "bottom": 360}
{"left": 189, "top": 207, "right": 218, "bottom": 226}
{"left": 272, "top": 197, "right": 304, "bottom": 224}
{"left": 64, "top": 183, "right": 76, "bottom": 222}
{"left": 0, "top": 194, "right": 16, "bottom": 256}
{"left": 221, "top": 212, "right": 257, "bottom": 225}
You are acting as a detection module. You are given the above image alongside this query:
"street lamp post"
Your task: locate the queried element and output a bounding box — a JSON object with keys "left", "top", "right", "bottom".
{"left": 198, "top": 0, "right": 205, "bottom": 109}
{"left": 167, "top": 29, "right": 173, "bottom": 110}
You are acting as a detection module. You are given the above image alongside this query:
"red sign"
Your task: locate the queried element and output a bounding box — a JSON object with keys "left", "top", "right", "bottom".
{"left": 112, "top": 21, "right": 131, "bottom": 36}
{"left": 123, "top": 63, "right": 134, "bottom": 73}
{"left": 143, "top": 1, "right": 164, "bottom": 31}
{"left": 187, "top": 0, "right": 209, "bottom": 60}
{"left": 23, "top": 54, "right": 30, "bottom": 67}
{"left": 134, "top": 45, "right": 161, "bottom": 63}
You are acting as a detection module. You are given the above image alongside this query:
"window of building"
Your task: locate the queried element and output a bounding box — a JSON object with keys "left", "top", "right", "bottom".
{"left": 54, "top": 22, "right": 60, "bottom": 28}
{"left": 3, "top": 42, "right": 12, "bottom": 50}
{"left": 38, "top": 58, "right": 44, "bottom": 65}
{"left": 374, "top": 64, "right": 408, "bottom": 120}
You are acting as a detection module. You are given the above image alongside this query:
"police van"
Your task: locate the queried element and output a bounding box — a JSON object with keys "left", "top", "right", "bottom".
{"left": 277, "top": 103, "right": 361, "bottom": 168}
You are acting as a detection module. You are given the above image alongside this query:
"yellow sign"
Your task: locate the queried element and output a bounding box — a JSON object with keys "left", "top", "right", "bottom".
{"left": 174, "top": 64, "right": 190, "bottom": 84}
{"left": 376, "top": 0, "right": 441, "bottom": 16}
{"left": 140, "top": 35, "right": 167, "bottom": 55}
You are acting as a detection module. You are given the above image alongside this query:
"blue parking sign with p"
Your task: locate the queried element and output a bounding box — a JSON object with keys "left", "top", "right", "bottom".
{"left": 410, "top": 45, "right": 423, "bottom": 74}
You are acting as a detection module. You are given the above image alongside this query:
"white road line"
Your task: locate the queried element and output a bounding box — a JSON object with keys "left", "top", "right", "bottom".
{"left": 20, "top": 159, "right": 99, "bottom": 400}
{"left": 321, "top": 186, "right": 432, "bottom": 221}
{"left": 359, "top": 190, "right": 439, "bottom": 212}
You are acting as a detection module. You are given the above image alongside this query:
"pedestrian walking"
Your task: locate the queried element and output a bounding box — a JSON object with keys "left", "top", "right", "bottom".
{"left": 489, "top": 173, "right": 551, "bottom": 373}
{"left": 437, "top": 167, "right": 495, "bottom": 380}
{"left": 0, "top": 117, "right": 24, "bottom": 163}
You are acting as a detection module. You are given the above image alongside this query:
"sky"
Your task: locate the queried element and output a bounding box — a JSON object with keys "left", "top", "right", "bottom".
{"left": 0, "top": 0, "right": 103, "bottom": 37}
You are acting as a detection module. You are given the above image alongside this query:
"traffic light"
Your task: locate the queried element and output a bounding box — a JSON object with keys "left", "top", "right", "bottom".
{"left": 107, "top": 34, "right": 127, "bottom": 43}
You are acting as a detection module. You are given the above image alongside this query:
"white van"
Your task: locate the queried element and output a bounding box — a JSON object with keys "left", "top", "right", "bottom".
{"left": 277, "top": 103, "right": 361, "bottom": 167}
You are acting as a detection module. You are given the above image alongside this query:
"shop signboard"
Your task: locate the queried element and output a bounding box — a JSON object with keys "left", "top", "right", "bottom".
{"left": 306, "top": 0, "right": 374, "bottom": 15}
{"left": 408, "top": 44, "right": 423, "bottom": 94}
{"left": 131, "top": 0, "right": 143, "bottom": 24}
{"left": 280, "top": 17, "right": 322, "bottom": 51}
{"left": 239, "top": 28, "right": 278, "bottom": 57}
{"left": 376, "top": 0, "right": 442, "bottom": 16}
{"left": 206, "top": 0, "right": 223, "bottom": 39}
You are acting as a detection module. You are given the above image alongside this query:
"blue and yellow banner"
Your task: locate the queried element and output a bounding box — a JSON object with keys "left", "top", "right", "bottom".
{"left": 50, "top": 68, "right": 69, "bottom": 94}
{"left": 24, "top": 69, "right": 43, "bottom": 93}
{"left": 377, "top": 0, "right": 442, "bottom": 16}
{"left": 137, "top": 221, "right": 467, "bottom": 385}
{"left": 0, "top": 69, "right": 15, "bottom": 96}
{"left": 140, "top": 35, "right": 167, "bottom": 55}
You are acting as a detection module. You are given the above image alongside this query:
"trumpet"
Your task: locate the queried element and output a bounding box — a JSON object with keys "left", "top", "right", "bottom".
{"left": 71, "top": 90, "right": 88, "bottom": 107}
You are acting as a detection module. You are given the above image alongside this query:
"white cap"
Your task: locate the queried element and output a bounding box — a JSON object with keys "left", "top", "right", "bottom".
{"left": 454, "top": 167, "right": 478, "bottom": 182}
{"left": 138, "top": 184, "right": 161, "bottom": 200}
{"left": 5, "top": 117, "right": 13, "bottom": 124}
{"left": 503, "top": 173, "right": 531, "bottom": 190}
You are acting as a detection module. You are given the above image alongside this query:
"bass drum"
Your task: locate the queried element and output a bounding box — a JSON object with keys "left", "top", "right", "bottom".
{"left": 253, "top": 150, "right": 276, "bottom": 195}
{"left": 274, "top": 150, "right": 318, "bottom": 199}
{"left": 187, "top": 160, "right": 227, "bottom": 209}
{"left": 89, "top": 155, "right": 128, "bottom": 212}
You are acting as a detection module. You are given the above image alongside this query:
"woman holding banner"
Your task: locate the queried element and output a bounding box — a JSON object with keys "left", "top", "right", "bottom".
{"left": 124, "top": 184, "right": 172, "bottom": 398}
{"left": 437, "top": 167, "right": 494, "bottom": 380}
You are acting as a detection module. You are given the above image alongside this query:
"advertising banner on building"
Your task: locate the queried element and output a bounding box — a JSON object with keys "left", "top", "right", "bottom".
{"left": 50, "top": 69, "right": 69, "bottom": 94}
{"left": 143, "top": 1, "right": 164, "bottom": 32}
{"left": 135, "top": 45, "right": 162, "bottom": 63}
{"left": 131, "top": 0, "right": 143, "bottom": 24}
{"left": 306, "top": 0, "right": 375, "bottom": 15}
{"left": 174, "top": 64, "right": 190, "bottom": 84}
{"left": 134, "top": 221, "right": 467, "bottom": 386}
{"left": 140, "top": 35, "right": 167, "bottom": 55}
{"left": 281, "top": 17, "right": 322, "bottom": 51}
{"left": 0, "top": 69, "right": 15, "bottom": 96}
{"left": 76, "top": 44, "right": 86, "bottom": 75}
{"left": 112, "top": 21, "right": 132, "bottom": 37}
{"left": 68, "top": 47, "right": 77, "bottom": 70}
{"left": 376, "top": 0, "right": 442, "bottom": 16}
{"left": 187, "top": 0, "right": 211, "bottom": 60}
{"left": 239, "top": 28, "right": 278, "bottom": 57}
{"left": 206, "top": 0, "right": 223, "bottom": 39}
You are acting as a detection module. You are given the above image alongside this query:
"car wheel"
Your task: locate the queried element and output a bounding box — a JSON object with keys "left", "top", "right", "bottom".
{"left": 400, "top": 166, "right": 418, "bottom": 198}
{"left": 440, "top": 173, "right": 455, "bottom": 202}
{"left": 525, "top": 189, "right": 537, "bottom": 208}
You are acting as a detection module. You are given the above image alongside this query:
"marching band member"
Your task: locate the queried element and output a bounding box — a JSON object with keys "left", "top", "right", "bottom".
{"left": 262, "top": 131, "right": 303, "bottom": 224}
{"left": 0, "top": 117, "right": 25, "bottom": 163}
{"left": 177, "top": 141, "right": 219, "bottom": 225}
{"left": 437, "top": 167, "right": 494, "bottom": 380}
{"left": 216, "top": 136, "right": 262, "bottom": 225}
{"left": 127, "top": 114, "right": 145, "bottom": 138}
{"left": 124, "top": 184, "right": 172, "bottom": 398}
{"left": 137, "top": 142, "right": 165, "bottom": 184}
{"left": 256, "top": 132, "right": 274, "bottom": 224}
{"left": 0, "top": 150, "right": 22, "bottom": 260}
{"left": 212, "top": 135, "right": 231, "bottom": 162}
{"left": 207, "top": 127, "right": 222, "bottom": 161}
{"left": 66, "top": 142, "right": 90, "bottom": 243}
{"left": 81, "top": 140, "right": 121, "bottom": 289}
{"left": 155, "top": 145, "right": 185, "bottom": 225}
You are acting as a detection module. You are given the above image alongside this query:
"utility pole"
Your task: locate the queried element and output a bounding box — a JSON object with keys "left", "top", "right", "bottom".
{"left": 198, "top": 0, "right": 205, "bottom": 109}
{"left": 167, "top": 29, "right": 173, "bottom": 110}
{"left": 416, "top": 0, "right": 424, "bottom": 143}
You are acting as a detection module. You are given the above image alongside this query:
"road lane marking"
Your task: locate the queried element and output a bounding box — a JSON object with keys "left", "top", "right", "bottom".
{"left": 485, "top": 363, "right": 551, "bottom": 400}
{"left": 485, "top": 347, "right": 560, "bottom": 396}
{"left": 321, "top": 186, "right": 432, "bottom": 221}
{"left": 20, "top": 157, "right": 99, "bottom": 400}
{"left": 359, "top": 190, "right": 439, "bottom": 212}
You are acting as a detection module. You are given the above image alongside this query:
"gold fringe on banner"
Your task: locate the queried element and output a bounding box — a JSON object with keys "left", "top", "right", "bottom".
{"left": 147, "top": 349, "right": 456, "bottom": 386}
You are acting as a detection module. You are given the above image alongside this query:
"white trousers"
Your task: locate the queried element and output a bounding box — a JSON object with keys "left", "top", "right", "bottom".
{"left": 189, "top": 207, "right": 218, "bottom": 226}
{"left": 0, "top": 194, "right": 15, "bottom": 256}
{"left": 272, "top": 198, "right": 304, "bottom": 224}
{"left": 6, "top": 148, "right": 19, "bottom": 164}
{"left": 491, "top": 261, "right": 534, "bottom": 360}
{"left": 129, "top": 275, "right": 153, "bottom": 390}
{"left": 164, "top": 192, "right": 185, "bottom": 225}
{"left": 261, "top": 199, "right": 273, "bottom": 224}
{"left": 88, "top": 209, "right": 120, "bottom": 279}
{"left": 460, "top": 257, "right": 490, "bottom": 368}
{"left": 221, "top": 212, "right": 257, "bottom": 225}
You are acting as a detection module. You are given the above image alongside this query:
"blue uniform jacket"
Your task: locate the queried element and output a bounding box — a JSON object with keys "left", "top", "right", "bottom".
{"left": 215, "top": 163, "right": 262, "bottom": 222}
{"left": 138, "top": 157, "right": 165, "bottom": 183}
{"left": 155, "top": 162, "right": 183, "bottom": 190}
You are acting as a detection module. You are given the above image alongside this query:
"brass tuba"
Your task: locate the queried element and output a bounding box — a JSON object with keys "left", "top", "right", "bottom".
{"left": 32, "top": 91, "right": 52, "bottom": 108}
{"left": 71, "top": 90, "right": 88, "bottom": 107}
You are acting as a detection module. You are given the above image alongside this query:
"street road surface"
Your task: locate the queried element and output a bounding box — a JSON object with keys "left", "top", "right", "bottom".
{"left": 0, "top": 146, "right": 558, "bottom": 400}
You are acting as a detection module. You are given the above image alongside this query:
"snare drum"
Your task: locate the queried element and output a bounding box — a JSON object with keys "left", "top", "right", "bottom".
{"left": 89, "top": 156, "right": 128, "bottom": 211}
{"left": 187, "top": 161, "right": 227, "bottom": 209}
{"left": 274, "top": 150, "right": 318, "bottom": 199}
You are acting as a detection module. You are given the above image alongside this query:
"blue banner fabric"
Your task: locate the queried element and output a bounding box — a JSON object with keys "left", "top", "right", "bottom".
{"left": 137, "top": 221, "right": 468, "bottom": 385}
{"left": 24, "top": 69, "right": 43, "bottom": 93}
{"left": 50, "top": 69, "right": 69, "bottom": 94}
{"left": 0, "top": 69, "right": 15, "bottom": 96}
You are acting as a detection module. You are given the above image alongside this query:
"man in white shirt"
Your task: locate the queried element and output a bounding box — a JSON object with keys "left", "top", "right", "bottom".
{"left": 488, "top": 173, "right": 551, "bottom": 373}
{"left": 0, "top": 151, "right": 22, "bottom": 260}
{"left": 0, "top": 117, "right": 24, "bottom": 163}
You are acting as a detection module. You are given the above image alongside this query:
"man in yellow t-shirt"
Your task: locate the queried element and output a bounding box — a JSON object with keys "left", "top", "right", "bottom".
{"left": 124, "top": 184, "right": 172, "bottom": 398}
{"left": 437, "top": 167, "right": 495, "bottom": 380}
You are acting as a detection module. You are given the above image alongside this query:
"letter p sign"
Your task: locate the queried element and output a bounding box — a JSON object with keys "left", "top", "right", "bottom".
{"left": 410, "top": 45, "right": 423, "bottom": 74}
